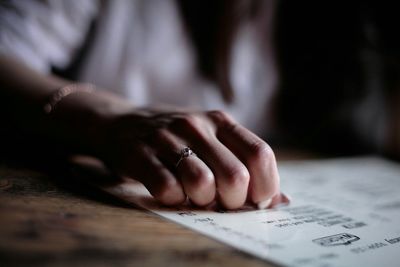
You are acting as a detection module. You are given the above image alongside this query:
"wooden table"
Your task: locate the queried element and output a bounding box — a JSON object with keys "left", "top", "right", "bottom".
{"left": 0, "top": 150, "right": 312, "bottom": 267}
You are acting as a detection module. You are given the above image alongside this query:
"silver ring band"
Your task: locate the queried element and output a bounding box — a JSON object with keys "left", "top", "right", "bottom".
{"left": 176, "top": 147, "right": 196, "bottom": 167}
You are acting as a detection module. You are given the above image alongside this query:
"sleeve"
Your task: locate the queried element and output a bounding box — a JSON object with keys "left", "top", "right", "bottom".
{"left": 0, "top": 0, "right": 99, "bottom": 73}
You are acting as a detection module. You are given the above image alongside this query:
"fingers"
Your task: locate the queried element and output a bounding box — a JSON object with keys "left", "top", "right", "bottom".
{"left": 149, "top": 120, "right": 254, "bottom": 209}
{"left": 176, "top": 157, "right": 216, "bottom": 206}
{"left": 150, "top": 129, "right": 216, "bottom": 206}
{"left": 182, "top": 135, "right": 250, "bottom": 209}
{"left": 209, "top": 111, "right": 280, "bottom": 204}
{"left": 120, "top": 144, "right": 186, "bottom": 206}
{"left": 170, "top": 111, "right": 260, "bottom": 209}
{"left": 110, "top": 109, "right": 281, "bottom": 210}
{"left": 166, "top": 112, "right": 250, "bottom": 209}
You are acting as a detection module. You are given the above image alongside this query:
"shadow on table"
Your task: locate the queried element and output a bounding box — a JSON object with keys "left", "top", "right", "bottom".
{"left": 0, "top": 135, "right": 136, "bottom": 209}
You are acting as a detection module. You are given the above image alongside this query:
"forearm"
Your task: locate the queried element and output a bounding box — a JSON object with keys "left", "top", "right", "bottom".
{"left": 0, "top": 55, "right": 132, "bottom": 155}
{"left": 0, "top": 54, "right": 68, "bottom": 121}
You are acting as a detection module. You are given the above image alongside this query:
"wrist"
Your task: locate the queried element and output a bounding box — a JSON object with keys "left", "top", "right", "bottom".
{"left": 47, "top": 83, "right": 134, "bottom": 156}
{"left": 43, "top": 83, "right": 95, "bottom": 114}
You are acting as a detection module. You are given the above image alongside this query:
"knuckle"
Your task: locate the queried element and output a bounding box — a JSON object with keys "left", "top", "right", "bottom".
{"left": 153, "top": 128, "right": 170, "bottom": 141}
{"left": 174, "top": 114, "right": 202, "bottom": 130}
{"left": 248, "top": 142, "right": 275, "bottom": 164}
{"left": 207, "top": 110, "right": 232, "bottom": 123}
{"left": 223, "top": 165, "right": 250, "bottom": 188}
{"left": 260, "top": 177, "right": 280, "bottom": 197}
{"left": 191, "top": 169, "right": 215, "bottom": 191}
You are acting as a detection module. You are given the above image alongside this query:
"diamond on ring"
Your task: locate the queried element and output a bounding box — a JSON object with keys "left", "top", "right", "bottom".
{"left": 176, "top": 147, "right": 196, "bottom": 167}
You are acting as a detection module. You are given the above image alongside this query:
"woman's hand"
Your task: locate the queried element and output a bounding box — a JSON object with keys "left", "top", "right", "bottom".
{"left": 98, "top": 108, "right": 282, "bottom": 209}
{"left": 0, "top": 55, "right": 284, "bottom": 210}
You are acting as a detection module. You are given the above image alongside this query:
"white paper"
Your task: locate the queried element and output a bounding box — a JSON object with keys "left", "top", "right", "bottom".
{"left": 102, "top": 157, "right": 400, "bottom": 267}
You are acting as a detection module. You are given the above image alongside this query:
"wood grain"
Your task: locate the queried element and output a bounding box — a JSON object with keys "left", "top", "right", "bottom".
{"left": 0, "top": 165, "right": 277, "bottom": 267}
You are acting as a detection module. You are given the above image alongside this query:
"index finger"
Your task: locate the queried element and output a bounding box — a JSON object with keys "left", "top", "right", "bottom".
{"left": 209, "top": 111, "right": 280, "bottom": 205}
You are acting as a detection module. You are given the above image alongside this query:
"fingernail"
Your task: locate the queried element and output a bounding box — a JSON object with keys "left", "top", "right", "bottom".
{"left": 279, "top": 192, "right": 291, "bottom": 205}
{"left": 257, "top": 198, "right": 272, "bottom": 210}
{"left": 271, "top": 192, "right": 291, "bottom": 208}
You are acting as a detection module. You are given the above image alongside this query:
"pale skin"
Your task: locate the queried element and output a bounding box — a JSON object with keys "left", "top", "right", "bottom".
{"left": 0, "top": 55, "right": 286, "bottom": 209}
